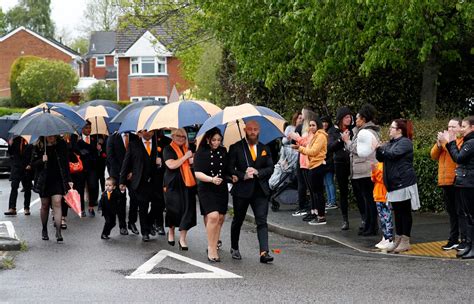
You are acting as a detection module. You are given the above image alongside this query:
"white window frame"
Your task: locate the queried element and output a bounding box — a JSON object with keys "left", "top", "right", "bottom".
{"left": 129, "top": 56, "right": 167, "bottom": 76}
{"left": 130, "top": 96, "right": 168, "bottom": 103}
{"left": 95, "top": 55, "right": 105, "bottom": 67}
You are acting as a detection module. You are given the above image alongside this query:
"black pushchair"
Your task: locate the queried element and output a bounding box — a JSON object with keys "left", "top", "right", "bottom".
{"left": 269, "top": 145, "right": 298, "bottom": 211}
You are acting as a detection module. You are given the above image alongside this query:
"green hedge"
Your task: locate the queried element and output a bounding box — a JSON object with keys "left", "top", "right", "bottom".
{"left": 414, "top": 147, "right": 444, "bottom": 212}
{"left": 0, "top": 107, "right": 26, "bottom": 116}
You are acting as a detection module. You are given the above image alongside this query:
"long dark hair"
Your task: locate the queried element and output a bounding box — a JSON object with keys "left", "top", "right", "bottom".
{"left": 198, "top": 127, "right": 223, "bottom": 151}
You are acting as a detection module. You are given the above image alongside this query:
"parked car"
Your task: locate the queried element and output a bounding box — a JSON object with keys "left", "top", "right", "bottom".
{"left": 0, "top": 138, "right": 10, "bottom": 172}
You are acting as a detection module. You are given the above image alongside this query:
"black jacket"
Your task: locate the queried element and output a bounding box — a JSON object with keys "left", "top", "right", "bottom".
{"left": 106, "top": 132, "right": 138, "bottom": 180}
{"left": 119, "top": 137, "right": 159, "bottom": 192}
{"left": 447, "top": 132, "right": 474, "bottom": 188}
{"left": 376, "top": 136, "right": 417, "bottom": 192}
{"left": 227, "top": 139, "right": 274, "bottom": 198}
{"left": 8, "top": 137, "right": 33, "bottom": 181}
{"left": 76, "top": 134, "right": 100, "bottom": 172}
{"left": 31, "top": 138, "right": 71, "bottom": 194}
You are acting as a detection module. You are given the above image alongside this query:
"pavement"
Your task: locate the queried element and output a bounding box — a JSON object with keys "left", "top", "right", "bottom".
{"left": 241, "top": 202, "right": 457, "bottom": 259}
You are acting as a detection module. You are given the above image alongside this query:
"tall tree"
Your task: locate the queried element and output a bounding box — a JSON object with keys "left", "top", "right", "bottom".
{"left": 6, "top": 0, "right": 55, "bottom": 38}
{"left": 0, "top": 8, "right": 7, "bottom": 36}
{"left": 82, "top": 0, "right": 121, "bottom": 32}
{"left": 196, "top": 0, "right": 474, "bottom": 118}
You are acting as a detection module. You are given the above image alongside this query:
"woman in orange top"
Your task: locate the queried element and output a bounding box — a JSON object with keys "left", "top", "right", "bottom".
{"left": 292, "top": 116, "right": 328, "bottom": 225}
{"left": 371, "top": 162, "right": 394, "bottom": 250}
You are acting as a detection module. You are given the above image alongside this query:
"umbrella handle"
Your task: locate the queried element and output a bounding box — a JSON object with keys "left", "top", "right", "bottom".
{"left": 236, "top": 120, "right": 250, "bottom": 167}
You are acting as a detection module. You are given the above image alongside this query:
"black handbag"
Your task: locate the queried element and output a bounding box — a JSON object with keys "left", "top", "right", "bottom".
{"left": 32, "top": 167, "right": 47, "bottom": 194}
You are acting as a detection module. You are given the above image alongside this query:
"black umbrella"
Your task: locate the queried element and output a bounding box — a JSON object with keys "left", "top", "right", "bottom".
{"left": 9, "top": 111, "right": 76, "bottom": 141}
{"left": 111, "top": 99, "right": 166, "bottom": 124}
{"left": 79, "top": 99, "right": 121, "bottom": 111}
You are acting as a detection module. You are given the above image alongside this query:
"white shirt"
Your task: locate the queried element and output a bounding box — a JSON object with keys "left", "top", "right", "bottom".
{"left": 82, "top": 134, "right": 90, "bottom": 143}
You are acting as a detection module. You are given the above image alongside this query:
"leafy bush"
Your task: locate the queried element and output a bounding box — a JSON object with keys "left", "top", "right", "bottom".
{"left": 86, "top": 82, "right": 117, "bottom": 101}
{"left": 9, "top": 56, "right": 41, "bottom": 107}
{"left": 116, "top": 100, "right": 131, "bottom": 109}
{"left": 0, "top": 97, "right": 12, "bottom": 107}
{"left": 414, "top": 147, "right": 444, "bottom": 212}
{"left": 16, "top": 59, "right": 79, "bottom": 106}
{"left": 0, "top": 107, "right": 26, "bottom": 116}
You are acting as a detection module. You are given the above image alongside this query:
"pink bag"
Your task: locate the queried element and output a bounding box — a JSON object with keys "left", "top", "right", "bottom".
{"left": 64, "top": 189, "right": 82, "bottom": 218}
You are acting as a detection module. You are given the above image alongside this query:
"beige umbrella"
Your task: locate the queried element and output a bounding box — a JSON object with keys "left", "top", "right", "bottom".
{"left": 77, "top": 105, "right": 118, "bottom": 135}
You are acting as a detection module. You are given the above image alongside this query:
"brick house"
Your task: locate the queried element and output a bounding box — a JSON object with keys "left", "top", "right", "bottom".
{"left": 86, "top": 31, "right": 116, "bottom": 81}
{"left": 86, "top": 25, "right": 189, "bottom": 102}
{"left": 0, "top": 26, "right": 83, "bottom": 98}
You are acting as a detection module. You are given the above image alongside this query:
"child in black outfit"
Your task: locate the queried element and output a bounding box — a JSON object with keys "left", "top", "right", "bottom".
{"left": 100, "top": 177, "right": 121, "bottom": 239}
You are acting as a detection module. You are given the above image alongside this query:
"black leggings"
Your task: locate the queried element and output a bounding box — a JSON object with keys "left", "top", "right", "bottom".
{"left": 308, "top": 165, "right": 326, "bottom": 217}
{"left": 392, "top": 199, "right": 412, "bottom": 237}
{"left": 297, "top": 165, "right": 308, "bottom": 210}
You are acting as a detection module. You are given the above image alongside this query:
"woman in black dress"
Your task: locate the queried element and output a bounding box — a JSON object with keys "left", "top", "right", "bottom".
{"left": 163, "top": 128, "right": 197, "bottom": 250}
{"left": 194, "top": 128, "right": 229, "bottom": 262}
{"left": 31, "top": 136, "right": 73, "bottom": 242}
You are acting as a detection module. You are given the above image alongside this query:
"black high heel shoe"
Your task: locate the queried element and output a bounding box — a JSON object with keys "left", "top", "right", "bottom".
{"left": 167, "top": 232, "right": 175, "bottom": 246}
{"left": 42, "top": 228, "right": 49, "bottom": 241}
{"left": 56, "top": 229, "right": 63, "bottom": 243}
{"left": 207, "top": 256, "right": 221, "bottom": 263}
{"left": 178, "top": 241, "right": 188, "bottom": 251}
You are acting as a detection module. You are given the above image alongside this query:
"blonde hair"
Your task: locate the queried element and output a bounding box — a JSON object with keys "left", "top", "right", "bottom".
{"left": 171, "top": 128, "right": 189, "bottom": 146}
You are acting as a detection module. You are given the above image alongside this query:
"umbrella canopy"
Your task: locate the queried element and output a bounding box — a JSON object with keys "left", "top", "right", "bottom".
{"left": 196, "top": 103, "right": 286, "bottom": 148}
{"left": 79, "top": 99, "right": 121, "bottom": 111}
{"left": 117, "top": 105, "right": 162, "bottom": 133}
{"left": 77, "top": 105, "right": 119, "bottom": 135}
{"left": 9, "top": 111, "right": 76, "bottom": 138}
{"left": 111, "top": 99, "right": 166, "bottom": 124}
{"left": 144, "top": 100, "right": 221, "bottom": 130}
{"left": 21, "top": 102, "right": 86, "bottom": 132}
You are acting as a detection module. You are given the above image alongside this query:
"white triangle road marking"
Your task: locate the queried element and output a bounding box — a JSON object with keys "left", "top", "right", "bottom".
{"left": 0, "top": 221, "right": 18, "bottom": 239}
{"left": 126, "top": 250, "right": 242, "bottom": 279}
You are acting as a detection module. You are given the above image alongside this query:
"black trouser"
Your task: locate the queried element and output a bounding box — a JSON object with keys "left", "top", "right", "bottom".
{"left": 352, "top": 177, "right": 377, "bottom": 232}
{"left": 392, "top": 199, "right": 412, "bottom": 237}
{"left": 335, "top": 162, "right": 350, "bottom": 219}
{"left": 459, "top": 187, "right": 474, "bottom": 245}
{"left": 151, "top": 191, "right": 165, "bottom": 227}
{"left": 8, "top": 176, "right": 32, "bottom": 210}
{"left": 231, "top": 185, "right": 269, "bottom": 252}
{"left": 296, "top": 164, "right": 309, "bottom": 210}
{"left": 128, "top": 186, "right": 139, "bottom": 225}
{"left": 102, "top": 205, "right": 117, "bottom": 236}
{"left": 308, "top": 165, "right": 326, "bottom": 217}
{"left": 443, "top": 186, "right": 459, "bottom": 242}
{"left": 116, "top": 190, "right": 127, "bottom": 229}
{"left": 138, "top": 199, "right": 157, "bottom": 236}
{"left": 83, "top": 169, "right": 99, "bottom": 209}
{"left": 455, "top": 188, "right": 468, "bottom": 241}
{"left": 97, "top": 159, "right": 106, "bottom": 193}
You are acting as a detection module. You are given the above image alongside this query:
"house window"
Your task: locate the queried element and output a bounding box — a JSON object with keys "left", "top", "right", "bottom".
{"left": 96, "top": 56, "right": 105, "bottom": 67}
{"left": 114, "top": 56, "right": 118, "bottom": 67}
{"left": 129, "top": 56, "right": 167, "bottom": 75}
{"left": 130, "top": 96, "right": 167, "bottom": 103}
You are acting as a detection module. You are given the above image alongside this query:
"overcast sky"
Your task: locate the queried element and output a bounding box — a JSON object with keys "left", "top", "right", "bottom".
{"left": 1, "top": 0, "right": 87, "bottom": 41}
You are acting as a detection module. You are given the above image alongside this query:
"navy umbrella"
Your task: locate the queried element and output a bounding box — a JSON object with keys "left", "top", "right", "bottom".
{"left": 111, "top": 99, "right": 166, "bottom": 124}
{"left": 79, "top": 99, "right": 121, "bottom": 111}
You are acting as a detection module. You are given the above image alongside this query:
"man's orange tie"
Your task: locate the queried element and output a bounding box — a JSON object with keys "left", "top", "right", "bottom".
{"left": 145, "top": 141, "right": 151, "bottom": 156}
{"left": 124, "top": 134, "right": 129, "bottom": 150}
{"left": 85, "top": 136, "right": 90, "bottom": 144}
{"left": 249, "top": 144, "right": 256, "bottom": 161}
{"left": 107, "top": 192, "right": 111, "bottom": 200}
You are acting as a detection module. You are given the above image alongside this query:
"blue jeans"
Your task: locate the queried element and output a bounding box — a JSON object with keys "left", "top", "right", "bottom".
{"left": 323, "top": 171, "right": 336, "bottom": 205}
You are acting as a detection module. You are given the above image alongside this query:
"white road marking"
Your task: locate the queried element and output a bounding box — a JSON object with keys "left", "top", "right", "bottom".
{"left": 17, "top": 198, "right": 40, "bottom": 214}
{"left": 0, "top": 221, "right": 18, "bottom": 239}
{"left": 126, "top": 250, "right": 242, "bottom": 280}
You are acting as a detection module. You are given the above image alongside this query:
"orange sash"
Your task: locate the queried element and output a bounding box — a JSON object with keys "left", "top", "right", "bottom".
{"left": 170, "top": 141, "right": 196, "bottom": 187}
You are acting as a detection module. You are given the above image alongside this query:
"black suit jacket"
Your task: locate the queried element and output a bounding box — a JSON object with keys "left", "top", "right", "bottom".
{"left": 8, "top": 137, "right": 33, "bottom": 181}
{"left": 76, "top": 134, "right": 99, "bottom": 172}
{"left": 106, "top": 132, "right": 138, "bottom": 180}
{"left": 227, "top": 139, "right": 274, "bottom": 199}
{"left": 119, "top": 137, "right": 158, "bottom": 192}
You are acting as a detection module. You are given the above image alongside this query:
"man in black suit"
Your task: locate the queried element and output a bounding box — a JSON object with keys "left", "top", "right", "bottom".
{"left": 4, "top": 136, "right": 33, "bottom": 216}
{"left": 119, "top": 130, "right": 160, "bottom": 242}
{"left": 76, "top": 121, "right": 101, "bottom": 217}
{"left": 106, "top": 131, "right": 139, "bottom": 235}
{"left": 228, "top": 120, "right": 275, "bottom": 263}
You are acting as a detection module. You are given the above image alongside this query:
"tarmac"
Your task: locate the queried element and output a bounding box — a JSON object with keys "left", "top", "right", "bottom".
{"left": 0, "top": 201, "right": 457, "bottom": 260}
{"left": 242, "top": 202, "right": 458, "bottom": 259}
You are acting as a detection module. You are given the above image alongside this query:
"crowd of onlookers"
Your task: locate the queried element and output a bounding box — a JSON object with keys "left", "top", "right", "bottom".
{"left": 4, "top": 105, "right": 474, "bottom": 260}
